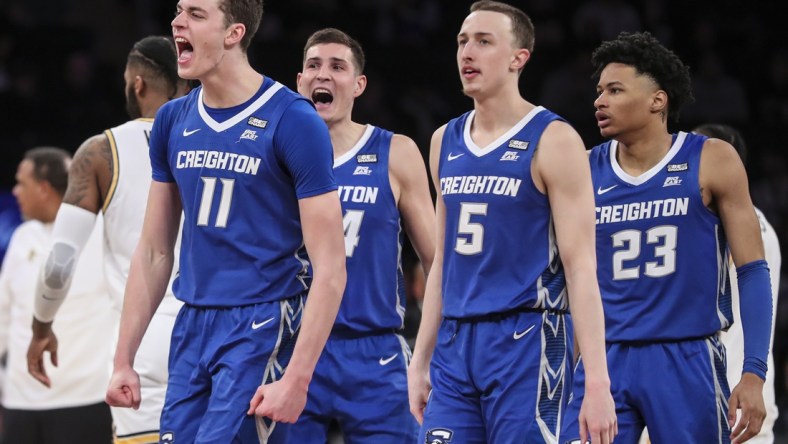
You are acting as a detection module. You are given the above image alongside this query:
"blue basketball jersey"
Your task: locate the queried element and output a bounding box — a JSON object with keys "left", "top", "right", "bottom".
{"left": 590, "top": 132, "right": 732, "bottom": 342}
{"left": 332, "top": 125, "right": 405, "bottom": 333}
{"left": 439, "top": 106, "right": 567, "bottom": 318}
{"left": 149, "top": 77, "right": 336, "bottom": 307}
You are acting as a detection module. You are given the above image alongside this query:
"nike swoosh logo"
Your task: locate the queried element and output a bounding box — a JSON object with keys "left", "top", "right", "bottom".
{"left": 183, "top": 128, "right": 201, "bottom": 137}
{"left": 379, "top": 353, "right": 398, "bottom": 365}
{"left": 447, "top": 152, "right": 464, "bottom": 161}
{"left": 251, "top": 317, "right": 275, "bottom": 330}
{"left": 41, "top": 294, "right": 60, "bottom": 301}
{"left": 597, "top": 185, "right": 618, "bottom": 195}
{"left": 513, "top": 325, "right": 536, "bottom": 340}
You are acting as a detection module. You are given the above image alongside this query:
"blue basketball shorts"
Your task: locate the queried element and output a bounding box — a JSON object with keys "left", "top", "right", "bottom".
{"left": 159, "top": 294, "right": 304, "bottom": 444}
{"left": 288, "top": 331, "right": 417, "bottom": 443}
{"left": 560, "top": 335, "right": 731, "bottom": 444}
{"left": 420, "top": 310, "right": 571, "bottom": 444}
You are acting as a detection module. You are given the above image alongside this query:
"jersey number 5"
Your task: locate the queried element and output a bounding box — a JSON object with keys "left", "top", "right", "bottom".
{"left": 197, "top": 177, "right": 235, "bottom": 228}
{"left": 611, "top": 225, "right": 677, "bottom": 280}
{"left": 456, "top": 202, "right": 488, "bottom": 255}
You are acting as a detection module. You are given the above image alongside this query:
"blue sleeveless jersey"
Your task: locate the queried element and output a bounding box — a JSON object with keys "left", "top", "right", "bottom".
{"left": 149, "top": 77, "right": 336, "bottom": 307}
{"left": 439, "top": 107, "right": 567, "bottom": 318}
{"left": 331, "top": 125, "right": 405, "bottom": 333}
{"left": 590, "top": 132, "right": 732, "bottom": 342}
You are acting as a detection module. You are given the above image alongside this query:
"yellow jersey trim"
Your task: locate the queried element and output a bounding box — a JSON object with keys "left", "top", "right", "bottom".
{"left": 102, "top": 129, "right": 120, "bottom": 213}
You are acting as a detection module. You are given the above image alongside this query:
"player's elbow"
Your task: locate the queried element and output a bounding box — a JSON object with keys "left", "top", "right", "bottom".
{"left": 134, "top": 236, "right": 175, "bottom": 267}
{"left": 42, "top": 242, "right": 79, "bottom": 291}
{"left": 328, "top": 260, "right": 347, "bottom": 301}
{"left": 313, "top": 257, "right": 346, "bottom": 303}
{"left": 561, "top": 253, "right": 597, "bottom": 283}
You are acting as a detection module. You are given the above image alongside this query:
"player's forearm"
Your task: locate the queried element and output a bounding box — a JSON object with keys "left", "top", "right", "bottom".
{"left": 34, "top": 204, "right": 97, "bottom": 323}
{"left": 566, "top": 267, "right": 610, "bottom": 387}
{"left": 113, "top": 244, "right": 173, "bottom": 368}
{"left": 284, "top": 262, "right": 346, "bottom": 385}
{"left": 737, "top": 259, "right": 772, "bottom": 380}
{"left": 410, "top": 265, "right": 442, "bottom": 369}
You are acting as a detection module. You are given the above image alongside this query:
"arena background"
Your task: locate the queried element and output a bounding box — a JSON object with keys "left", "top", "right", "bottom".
{"left": 1, "top": 0, "right": 786, "bottom": 439}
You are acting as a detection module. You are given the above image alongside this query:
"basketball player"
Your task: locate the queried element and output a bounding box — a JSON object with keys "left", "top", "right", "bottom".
{"left": 290, "top": 28, "right": 435, "bottom": 443}
{"left": 3, "top": 147, "right": 114, "bottom": 443}
{"left": 106, "top": 0, "right": 347, "bottom": 442}
{"left": 408, "top": 2, "right": 617, "bottom": 443}
{"left": 695, "top": 123, "right": 781, "bottom": 444}
{"left": 560, "top": 32, "right": 772, "bottom": 443}
{"left": 27, "top": 36, "right": 187, "bottom": 443}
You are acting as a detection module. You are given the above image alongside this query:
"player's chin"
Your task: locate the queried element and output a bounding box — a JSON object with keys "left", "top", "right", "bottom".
{"left": 176, "top": 65, "right": 200, "bottom": 81}
{"left": 598, "top": 126, "right": 616, "bottom": 139}
{"left": 461, "top": 86, "right": 479, "bottom": 98}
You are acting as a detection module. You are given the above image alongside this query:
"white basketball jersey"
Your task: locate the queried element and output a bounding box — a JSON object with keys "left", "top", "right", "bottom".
{"left": 103, "top": 118, "right": 182, "bottom": 315}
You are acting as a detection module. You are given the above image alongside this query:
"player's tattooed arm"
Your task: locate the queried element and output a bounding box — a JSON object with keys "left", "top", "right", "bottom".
{"left": 63, "top": 134, "right": 113, "bottom": 214}
{"left": 28, "top": 133, "right": 111, "bottom": 386}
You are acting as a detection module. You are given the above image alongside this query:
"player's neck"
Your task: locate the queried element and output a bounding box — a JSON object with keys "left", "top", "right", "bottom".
{"left": 615, "top": 127, "right": 674, "bottom": 175}
{"left": 329, "top": 119, "right": 367, "bottom": 158}
{"left": 140, "top": 96, "right": 168, "bottom": 119}
{"left": 199, "top": 60, "right": 263, "bottom": 108}
{"left": 471, "top": 90, "right": 533, "bottom": 140}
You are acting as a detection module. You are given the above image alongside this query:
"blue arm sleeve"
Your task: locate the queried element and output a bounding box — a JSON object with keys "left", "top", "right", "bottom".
{"left": 736, "top": 259, "right": 772, "bottom": 380}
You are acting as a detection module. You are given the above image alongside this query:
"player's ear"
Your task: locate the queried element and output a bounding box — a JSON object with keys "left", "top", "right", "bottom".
{"left": 38, "top": 178, "right": 55, "bottom": 198}
{"left": 650, "top": 89, "right": 668, "bottom": 115}
{"left": 354, "top": 74, "right": 367, "bottom": 98}
{"left": 225, "top": 23, "right": 246, "bottom": 47}
{"left": 134, "top": 75, "right": 145, "bottom": 97}
{"left": 510, "top": 48, "right": 530, "bottom": 72}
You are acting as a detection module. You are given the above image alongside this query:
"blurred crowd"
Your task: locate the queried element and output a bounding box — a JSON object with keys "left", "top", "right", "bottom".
{"left": 1, "top": 0, "right": 787, "bottom": 438}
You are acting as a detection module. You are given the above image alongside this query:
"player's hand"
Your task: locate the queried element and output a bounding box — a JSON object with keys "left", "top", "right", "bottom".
{"left": 106, "top": 365, "right": 142, "bottom": 410}
{"left": 407, "top": 357, "right": 431, "bottom": 424}
{"left": 728, "top": 372, "right": 766, "bottom": 443}
{"left": 247, "top": 375, "right": 308, "bottom": 424}
{"left": 579, "top": 382, "right": 617, "bottom": 444}
{"left": 27, "top": 318, "right": 59, "bottom": 387}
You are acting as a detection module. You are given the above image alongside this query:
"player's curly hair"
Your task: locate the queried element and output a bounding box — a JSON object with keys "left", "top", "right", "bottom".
{"left": 591, "top": 31, "right": 694, "bottom": 123}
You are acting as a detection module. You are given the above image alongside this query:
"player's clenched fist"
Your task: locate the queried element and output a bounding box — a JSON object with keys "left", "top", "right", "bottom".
{"left": 247, "top": 377, "right": 308, "bottom": 423}
{"left": 106, "top": 366, "right": 142, "bottom": 410}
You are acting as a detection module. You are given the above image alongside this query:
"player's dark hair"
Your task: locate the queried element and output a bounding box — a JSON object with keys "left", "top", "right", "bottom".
{"left": 219, "top": 0, "right": 264, "bottom": 51}
{"left": 128, "top": 36, "right": 181, "bottom": 99}
{"left": 303, "top": 28, "right": 366, "bottom": 75}
{"left": 693, "top": 123, "right": 748, "bottom": 165}
{"left": 24, "top": 147, "right": 71, "bottom": 196}
{"left": 592, "top": 31, "right": 694, "bottom": 123}
{"left": 470, "top": 0, "right": 534, "bottom": 52}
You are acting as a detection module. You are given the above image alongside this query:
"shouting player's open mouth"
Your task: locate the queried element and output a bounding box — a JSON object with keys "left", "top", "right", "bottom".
{"left": 311, "top": 88, "right": 334, "bottom": 112}
{"left": 174, "top": 37, "right": 193, "bottom": 64}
